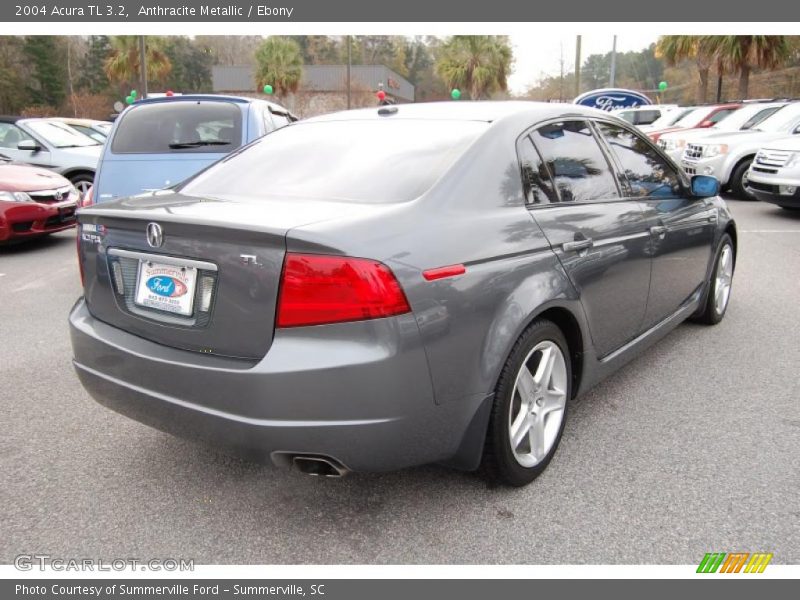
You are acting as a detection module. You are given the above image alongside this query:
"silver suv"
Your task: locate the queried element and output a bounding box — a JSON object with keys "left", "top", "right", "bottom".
{"left": 746, "top": 136, "right": 800, "bottom": 210}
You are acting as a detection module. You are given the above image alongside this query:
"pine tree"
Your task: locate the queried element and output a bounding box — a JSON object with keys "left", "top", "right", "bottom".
{"left": 23, "top": 36, "right": 67, "bottom": 107}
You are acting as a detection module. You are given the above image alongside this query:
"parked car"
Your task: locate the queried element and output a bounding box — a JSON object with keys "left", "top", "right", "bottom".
{"left": 0, "top": 116, "right": 101, "bottom": 196}
{"left": 646, "top": 103, "right": 741, "bottom": 142}
{"left": 680, "top": 101, "right": 800, "bottom": 199}
{"left": 70, "top": 102, "right": 736, "bottom": 487}
{"left": 54, "top": 118, "right": 113, "bottom": 143}
{"left": 613, "top": 104, "right": 677, "bottom": 127}
{"left": 657, "top": 101, "right": 787, "bottom": 162}
{"left": 0, "top": 155, "right": 78, "bottom": 243}
{"left": 746, "top": 136, "right": 800, "bottom": 210}
{"left": 92, "top": 95, "right": 297, "bottom": 204}
{"left": 638, "top": 106, "right": 696, "bottom": 134}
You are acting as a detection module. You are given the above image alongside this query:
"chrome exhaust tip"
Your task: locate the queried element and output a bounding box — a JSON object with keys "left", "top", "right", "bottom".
{"left": 291, "top": 456, "right": 348, "bottom": 478}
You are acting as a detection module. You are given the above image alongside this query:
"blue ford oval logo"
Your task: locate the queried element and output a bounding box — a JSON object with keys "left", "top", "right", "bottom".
{"left": 146, "top": 276, "right": 186, "bottom": 297}
{"left": 574, "top": 88, "right": 653, "bottom": 111}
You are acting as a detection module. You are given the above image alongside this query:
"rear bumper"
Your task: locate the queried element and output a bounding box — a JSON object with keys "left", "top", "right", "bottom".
{"left": 69, "top": 299, "right": 489, "bottom": 472}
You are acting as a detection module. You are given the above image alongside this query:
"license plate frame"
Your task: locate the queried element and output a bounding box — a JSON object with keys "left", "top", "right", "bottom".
{"left": 134, "top": 259, "right": 198, "bottom": 316}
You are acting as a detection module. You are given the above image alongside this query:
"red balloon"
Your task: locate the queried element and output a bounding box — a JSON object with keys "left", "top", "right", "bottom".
{"left": 166, "top": 90, "right": 174, "bottom": 97}
{"left": 376, "top": 90, "right": 386, "bottom": 101}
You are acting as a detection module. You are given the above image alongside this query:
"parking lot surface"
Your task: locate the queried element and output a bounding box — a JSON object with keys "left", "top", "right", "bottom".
{"left": 1, "top": 198, "right": 798, "bottom": 564}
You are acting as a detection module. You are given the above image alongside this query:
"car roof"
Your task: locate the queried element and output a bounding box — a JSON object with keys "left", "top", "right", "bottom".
{"left": 307, "top": 101, "right": 608, "bottom": 124}
{"left": 133, "top": 94, "right": 293, "bottom": 115}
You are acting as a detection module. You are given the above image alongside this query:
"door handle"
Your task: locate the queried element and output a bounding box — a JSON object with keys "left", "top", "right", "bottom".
{"left": 562, "top": 238, "right": 593, "bottom": 252}
{"left": 650, "top": 225, "right": 667, "bottom": 237}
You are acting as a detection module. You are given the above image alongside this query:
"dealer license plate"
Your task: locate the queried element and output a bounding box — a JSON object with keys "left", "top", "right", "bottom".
{"left": 134, "top": 260, "right": 197, "bottom": 316}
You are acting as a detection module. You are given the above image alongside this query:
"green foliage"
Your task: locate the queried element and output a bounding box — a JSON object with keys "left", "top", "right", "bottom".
{"left": 23, "top": 36, "right": 67, "bottom": 108}
{"left": 254, "top": 37, "right": 303, "bottom": 96}
{"left": 104, "top": 36, "right": 172, "bottom": 90}
{"left": 77, "top": 36, "right": 112, "bottom": 93}
{"left": 162, "top": 37, "right": 213, "bottom": 93}
{"left": 435, "top": 35, "right": 512, "bottom": 100}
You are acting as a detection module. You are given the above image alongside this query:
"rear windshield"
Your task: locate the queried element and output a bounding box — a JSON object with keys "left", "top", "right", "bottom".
{"left": 179, "top": 119, "right": 488, "bottom": 203}
{"left": 111, "top": 101, "right": 243, "bottom": 154}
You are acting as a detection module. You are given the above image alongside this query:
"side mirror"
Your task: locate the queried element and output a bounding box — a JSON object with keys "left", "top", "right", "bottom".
{"left": 17, "top": 140, "right": 42, "bottom": 152}
{"left": 691, "top": 175, "right": 720, "bottom": 198}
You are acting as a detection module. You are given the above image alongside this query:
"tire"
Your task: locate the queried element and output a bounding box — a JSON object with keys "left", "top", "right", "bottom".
{"left": 693, "top": 234, "right": 735, "bottom": 325}
{"left": 68, "top": 173, "right": 94, "bottom": 197}
{"left": 481, "top": 319, "right": 572, "bottom": 487}
{"left": 730, "top": 160, "right": 756, "bottom": 201}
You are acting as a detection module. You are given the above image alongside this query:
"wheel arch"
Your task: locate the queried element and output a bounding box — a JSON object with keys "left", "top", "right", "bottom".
{"left": 62, "top": 168, "right": 96, "bottom": 182}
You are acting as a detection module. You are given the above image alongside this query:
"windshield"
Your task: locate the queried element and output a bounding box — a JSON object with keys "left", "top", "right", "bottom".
{"left": 752, "top": 103, "right": 800, "bottom": 133}
{"left": 672, "top": 107, "right": 710, "bottom": 128}
{"left": 111, "top": 101, "right": 243, "bottom": 154}
{"left": 25, "top": 120, "right": 100, "bottom": 148}
{"left": 179, "top": 119, "right": 488, "bottom": 203}
{"left": 646, "top": 108, "right": 693, "bottom": 129}
{"left": 713, "top": 104, "right": 782, "bottom": 131}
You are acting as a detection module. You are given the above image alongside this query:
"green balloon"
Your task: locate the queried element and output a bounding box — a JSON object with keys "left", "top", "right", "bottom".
{"left": 130, "top": 89, "right": 137, "bottom": 98}
{"left": 451, "top": 88, "right": 461, "bottom": 100}
{"left": 125, "top": 95, "right": 135, "bottom": 105}
{"left": 263, "top": 84, "right": 274, "bottom": 95}
{"left": 658, "top": 81, "right": 668, "bottom": 92}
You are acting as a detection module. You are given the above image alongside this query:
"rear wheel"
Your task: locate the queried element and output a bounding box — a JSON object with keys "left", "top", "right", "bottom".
{"left": 730, "top": 160, "right": 756, "bottom": 200}
{"left": 481, "top": 319, "right": 571, "bottom": 487}
{"left": 693, "top": 234, "right": 734, "bottom": 325}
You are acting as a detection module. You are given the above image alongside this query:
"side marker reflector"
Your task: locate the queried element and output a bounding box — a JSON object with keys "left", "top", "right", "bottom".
{"left": 423, "top": 264, "right": 466, "bottom": 281}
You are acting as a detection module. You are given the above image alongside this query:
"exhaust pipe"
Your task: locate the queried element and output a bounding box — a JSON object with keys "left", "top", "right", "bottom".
{"left": 292, "top": 456, "right": 348, "bottom": 478}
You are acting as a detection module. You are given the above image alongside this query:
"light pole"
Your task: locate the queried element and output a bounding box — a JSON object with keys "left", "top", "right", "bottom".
{"left": 574, "top": 35, "right": 582, "bottom": 97}
{"left": 138, "top": 35, "right": 148, "bottom": 99}
{"left": 346, "top": 35, "right": 352, "bottom": 109}
{"left": 609, "top": 35, "right": 617, "bottom": 88}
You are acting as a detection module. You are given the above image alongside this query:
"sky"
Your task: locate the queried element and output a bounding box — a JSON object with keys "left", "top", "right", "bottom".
{"left": 507, "top": 33, "right": 658, "bottom": 95}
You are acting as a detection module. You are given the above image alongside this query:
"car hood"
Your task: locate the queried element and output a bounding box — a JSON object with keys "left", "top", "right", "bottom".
{"left": 757, "top": 136, "right": 800, "bottom": 152}
{"left": 0, "top": 164, "right": 71, "bottom": 192}
{"left": 688, "top": 130, "right": 781, "bottom": 146}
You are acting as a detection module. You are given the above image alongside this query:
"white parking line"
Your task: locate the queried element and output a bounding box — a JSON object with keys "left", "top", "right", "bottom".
{"left": 740, "top": 230, "right": 800, "bottom": 233}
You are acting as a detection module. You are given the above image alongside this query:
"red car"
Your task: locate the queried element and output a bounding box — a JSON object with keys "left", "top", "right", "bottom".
{"left": 647, "top": 103, "right": 741, "bottom": 142}
{"left": 0, "top": 157, "right": 78, "bottom": 244}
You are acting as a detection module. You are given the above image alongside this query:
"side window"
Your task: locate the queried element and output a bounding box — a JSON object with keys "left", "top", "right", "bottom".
{"left": 708, "top": 109, "right": 735, "bottom": 124}
{"left": 0, "top": 123, "right": 33, "bottom": 149}
{"left": 595, "top": 122, "right": 681, "bottom": 198}
{"left": 517, "top": 135, "right": 558, "bottom": 205}
{"left": 531, "top": 120, "right": 620, "bottom": 203}
{"left": 271, "top": 114, "right": 290, "bottom": 129}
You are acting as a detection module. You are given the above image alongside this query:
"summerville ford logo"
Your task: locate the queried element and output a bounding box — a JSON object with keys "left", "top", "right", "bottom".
{"left": 146, "top": 276, "right": 188, "bottom": 298}
{"left": 574, "top": 88, "right": 653, "bottom": 111}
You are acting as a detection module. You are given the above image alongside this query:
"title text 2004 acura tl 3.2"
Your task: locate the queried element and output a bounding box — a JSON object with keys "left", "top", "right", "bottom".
{"left": 70, "top": 102, "right": 736, "bottom": 486}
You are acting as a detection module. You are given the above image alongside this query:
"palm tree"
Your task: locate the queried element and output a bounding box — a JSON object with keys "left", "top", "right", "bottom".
{"left": 104, "top": 36, "right": 171, "bottom": 93}
{"left": 711, "top": 36, "right": 791, "bottom": 99}
{"left": 655, "top": 35, "right": 720, "bottom": 103}
{"left": 254, "top": 37, "right": 304, "bottom": 98}
{"left": 435, "top": 36, "right": 512, "bottom": 100}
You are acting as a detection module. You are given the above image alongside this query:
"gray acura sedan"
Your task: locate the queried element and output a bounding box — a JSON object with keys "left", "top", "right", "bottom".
{"left": 70, "top": 102, "right": 736, "bottom": 486}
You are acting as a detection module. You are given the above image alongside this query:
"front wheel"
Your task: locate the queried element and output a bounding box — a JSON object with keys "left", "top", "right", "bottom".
{"left": 730, "top": 161, "right": 756, "bottom": 200}
{"left": 693, "top": 234, "right": 734, "bottom": 325}
{"left": 68, "top": 173, "right": 94, "bottom": 197}
{"left": 481, "top": 319, "right": 571, "bottom": 487}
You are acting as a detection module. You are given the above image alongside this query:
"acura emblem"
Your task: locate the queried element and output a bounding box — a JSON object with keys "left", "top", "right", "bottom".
{"left": 146, "top": 222, "right": 163, "bottom": 248}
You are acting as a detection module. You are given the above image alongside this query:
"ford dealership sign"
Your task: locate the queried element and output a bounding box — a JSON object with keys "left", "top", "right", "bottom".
{"left": 574, "top": 88, "right": 653, "bottom": 111}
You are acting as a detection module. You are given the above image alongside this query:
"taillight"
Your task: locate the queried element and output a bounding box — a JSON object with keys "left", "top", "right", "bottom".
{"left": 76, "top": 226, "right": 84, "bottom": 287}
{"left": 79, "top": 185, "right": 94, "bottom": 208}
{"left": 276, "top": 253, "right": 411, "bottom": 328}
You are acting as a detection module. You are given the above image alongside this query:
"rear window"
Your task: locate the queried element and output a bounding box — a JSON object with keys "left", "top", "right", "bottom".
{"left": 111, "top": 101, "right": 243, "bottom": 154}
{"left": 179, "top": 119, "right": 488, "bottom": 203}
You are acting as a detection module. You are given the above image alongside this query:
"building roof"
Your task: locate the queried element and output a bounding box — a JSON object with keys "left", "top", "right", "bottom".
{"left": 212, "top": 65, "right": 415, "bottom": 102}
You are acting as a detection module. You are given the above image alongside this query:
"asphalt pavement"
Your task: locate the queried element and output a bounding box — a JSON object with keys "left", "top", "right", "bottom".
{"left": 1, "top": 198, "right": 798, "bottom": 565}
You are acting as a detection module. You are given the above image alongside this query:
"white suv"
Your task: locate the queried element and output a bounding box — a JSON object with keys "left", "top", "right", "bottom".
{"left": 746, "top": 136, "right": 800, "bottom": 210}
{"left": 680, "top": 102, "right": 800, "bottom": 199}
{"left": 658, "top": 102, "right": 786, "bottom": 163}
